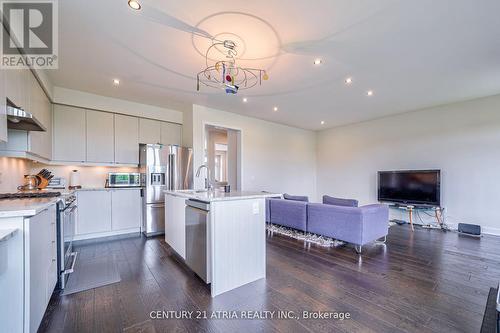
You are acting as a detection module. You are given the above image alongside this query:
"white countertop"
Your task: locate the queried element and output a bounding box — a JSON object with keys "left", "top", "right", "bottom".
{"left": 0, "top": 197, "right": 60, "bottom": 218}
{"left": 165, "top": 190, "right": 281, "bottom": 203}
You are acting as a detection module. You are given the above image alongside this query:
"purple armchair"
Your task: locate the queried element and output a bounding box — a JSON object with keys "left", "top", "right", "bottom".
{"left": 307, "top": 203, "right": 389, "bottom": 253}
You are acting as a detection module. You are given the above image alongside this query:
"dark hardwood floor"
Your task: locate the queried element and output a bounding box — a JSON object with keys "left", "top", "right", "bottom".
{"left": 39, "top": 225, "right": 500, "bottom": 333}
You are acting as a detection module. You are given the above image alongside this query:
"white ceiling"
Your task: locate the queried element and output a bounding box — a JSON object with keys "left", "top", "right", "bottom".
{"left": 48, "top": 0, "right": 500, "bottom": 130}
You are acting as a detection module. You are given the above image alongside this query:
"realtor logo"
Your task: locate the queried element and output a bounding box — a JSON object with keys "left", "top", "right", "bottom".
{"left": 1, "top": 0, "right": 58, "bottom": 69}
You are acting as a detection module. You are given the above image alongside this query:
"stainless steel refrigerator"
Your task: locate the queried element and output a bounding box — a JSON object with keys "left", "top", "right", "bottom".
{"left": 139, "top": 144, "right": 193, "bottom": 236}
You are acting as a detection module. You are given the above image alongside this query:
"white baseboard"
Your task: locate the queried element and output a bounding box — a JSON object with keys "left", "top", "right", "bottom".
{"left": 480, "top": 226, "right": 500, "bottom": 236}
{"left": 73, "top": 228, "right": 140, "bottom": 241}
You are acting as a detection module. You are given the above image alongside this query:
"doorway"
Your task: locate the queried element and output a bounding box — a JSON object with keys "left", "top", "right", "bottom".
{"left": 204, "top": 125, "right": 241, "bottom": 190}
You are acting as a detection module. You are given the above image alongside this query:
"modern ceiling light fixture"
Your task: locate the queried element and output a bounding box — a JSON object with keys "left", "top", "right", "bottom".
{"left": 127, "top": 0, "right": 141, "bottom": 10}
{"left": 367, "top": 90, "right": 374, "bottom": 96}
{"left": 313, "top": 58, "right": 323, "bottom": 65}
{"left": 345, "top": 77, "right": 353, "bottom": 85}
{"left": 197, "top": 39, "right": 268, "bottom": 95}
{"left": 321, "top": 121, "right": 325, "bottom": 125}
{"left": 242, "top": 97, "right": 248, "bottom": 103}
{"left": 273, "top": 106, "right": 278, "bottom": 112}
{"left": 113, "top": 78, "right": 120, "bottom": 86}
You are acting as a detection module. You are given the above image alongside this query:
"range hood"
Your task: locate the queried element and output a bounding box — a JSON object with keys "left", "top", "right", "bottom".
{"left": 6, "top": 102, "right": 46, "bottom": 132}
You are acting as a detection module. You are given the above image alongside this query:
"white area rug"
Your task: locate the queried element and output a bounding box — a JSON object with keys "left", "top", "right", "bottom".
{"left": 266, "top": 224, "right": 346, "bottom": 247}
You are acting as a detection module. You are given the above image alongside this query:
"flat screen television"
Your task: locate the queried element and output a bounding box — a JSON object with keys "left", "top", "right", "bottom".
{"left": 378, "top": 170, "right": 441, "bottom": 206}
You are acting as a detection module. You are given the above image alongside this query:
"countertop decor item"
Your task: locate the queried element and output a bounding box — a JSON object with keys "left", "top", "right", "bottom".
{"left": 17, "top": 175, "right": 40, "bottom": 191}
{"left": 69, "top": 170, "right": 81, "bottom": 190}
{"left": 35, "top": 168, "right": 54, "bottom": 189}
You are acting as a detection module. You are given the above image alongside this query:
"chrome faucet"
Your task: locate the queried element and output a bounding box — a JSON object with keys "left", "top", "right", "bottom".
{"left": 196, "top": 164, "right": 213, "bottom": 191}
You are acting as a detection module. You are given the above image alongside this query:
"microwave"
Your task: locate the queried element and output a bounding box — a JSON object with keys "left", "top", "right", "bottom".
{"left": 107, "top": 172, "right": 141, "bottom": 187}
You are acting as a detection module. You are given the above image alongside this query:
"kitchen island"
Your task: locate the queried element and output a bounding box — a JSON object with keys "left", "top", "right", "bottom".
{"left": 0, "top": 197, "right": 59, "bottom": 333}
{"left": 165, "top": 190, "right": 279, "bottom": 297}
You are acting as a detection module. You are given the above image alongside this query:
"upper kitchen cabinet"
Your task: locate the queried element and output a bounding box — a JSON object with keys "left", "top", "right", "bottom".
{"left": 53, "top": 105, "right": 86, "bottom": 162}
{"left": 86, "top": 110, "right": 114, "bottom": 163}
{"left": 4, "top": 47, "right": 23, "bottom": 108}
{"left": 139, "top": 118, "right": 161, "bottom": 144}
{"left": 114, "top": 114, "right": 139, "bottom": 165}
{"left": 28, "top": 75, "right": 52, "bottom": 159}
{"left": 160, "top": 121, "right": 182, "bottom": 146}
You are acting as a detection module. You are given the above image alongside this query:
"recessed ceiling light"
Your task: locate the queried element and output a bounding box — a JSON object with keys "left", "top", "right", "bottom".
{"left": 128, "top": 0, "right": 141, "bottom": 10}
{"left": 113, "top": 79, "right": 120, "bottom": 86}
{"left": 367, "top": 90, "right": 374, "bottom": 96}
{"left": 321, "top": 121, "right": 325, "bottom": 125}
{"left": 242, "top": 97, "right": 248, "bottom": 103}
{"left": 313, "top": 58, "right": 322, "bottom": 65}
{"left": 345, "top": 77, "right": 353, "bottom": 85}
{"left": 273, "top": 106, "right": 278, "bottom": 112}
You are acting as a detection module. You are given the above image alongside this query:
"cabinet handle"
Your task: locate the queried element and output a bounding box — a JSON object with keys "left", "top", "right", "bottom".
{"left": 52, "top": 259, "right": 56, "bottom": 262}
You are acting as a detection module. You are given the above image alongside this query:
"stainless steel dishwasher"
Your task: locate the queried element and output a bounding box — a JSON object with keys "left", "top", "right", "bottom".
{"left": 185, "top": 199, "right": 209, "bottom": 283}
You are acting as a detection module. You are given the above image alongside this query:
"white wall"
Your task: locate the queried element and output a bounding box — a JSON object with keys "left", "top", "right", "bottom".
{"left": 53, "top": 87, "right": 183, "bottom": 124}
{"left": 0, "top": 157, "right": 32, "bottom": 192}
{"left": 192, "top": 105, "right": 317, "bottom": 200}
{"left": 182, "top": 107, "right": 194, "bottom": 147}
{"left": 316, "top": 94, "right": 500, "bottom": 235}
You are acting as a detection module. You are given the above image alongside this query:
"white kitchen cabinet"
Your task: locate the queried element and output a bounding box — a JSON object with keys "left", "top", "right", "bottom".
{"left": 111, "top": 189, "right": 141, "bottom": 231}
{"left": 165, "top": 194, "right": 188, "bottom": 259}
{"left": 139, "top": 118, "right": 161, "bottom": 144}
{"left": 53, "top": 105, "right": 86, "bottom": 162}
{"left": 86, "top": 110, "right": 114, "bottom": 163}
{"left": 114, "top": 114, "right": 139, "bottom": 164}
{"left": 76, "top": 190, "right": 112, "bottom": 235}
{"left": 4, "top": 47, "right": 23, "bottom": 108}
{"left": 28, "top": 78, "right": 52, "bottom": 159}
{"left": 160, "top": 121, "right": 182, "bottom": 146}
{"left": 0, "top": 204, "right": 57, "bottom": 333}
{"left": 25, "top": 204, "right": 57, "bottom": 333}
{"left": 0, "top": 227, "right": 23, "bottom": 333}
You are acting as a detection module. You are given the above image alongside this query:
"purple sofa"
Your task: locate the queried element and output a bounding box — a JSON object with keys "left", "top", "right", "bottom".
{"left": 268, "top": 195, "right": 308, "bottom": 231}
{"left": 308, "top": 203, "right": 389, "bottom": 252}
{"left": 267, "top": 194, "right": 389, "bottom": 253}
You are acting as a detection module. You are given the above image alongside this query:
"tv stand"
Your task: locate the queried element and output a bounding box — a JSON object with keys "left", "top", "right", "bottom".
{"left": 392, "top": 204, "right": 444, "bottom": 231}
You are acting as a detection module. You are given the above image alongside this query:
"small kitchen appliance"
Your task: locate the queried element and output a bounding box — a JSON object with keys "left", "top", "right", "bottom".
{"left": 106, "top": 172, "right": 141, "bottom": 188}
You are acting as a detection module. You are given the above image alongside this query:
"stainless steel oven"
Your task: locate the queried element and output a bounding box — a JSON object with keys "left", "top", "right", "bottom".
{"left": 57, "top": 194, "right": 77, "bottom": 289}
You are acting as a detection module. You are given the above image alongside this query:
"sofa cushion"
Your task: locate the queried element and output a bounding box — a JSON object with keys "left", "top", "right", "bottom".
{"left": 283, "top": 193, "right": 309, "bottom": 202}
{"left": 269, "top": 199, "right": 308, "bottom": 231}
{"left": 322, "top": 195, "right": 358, "bottom": 207}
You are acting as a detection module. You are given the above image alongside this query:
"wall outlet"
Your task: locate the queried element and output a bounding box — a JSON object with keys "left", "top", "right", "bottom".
{"left": 252, "top": 202, "right": 259, "bottom": 214}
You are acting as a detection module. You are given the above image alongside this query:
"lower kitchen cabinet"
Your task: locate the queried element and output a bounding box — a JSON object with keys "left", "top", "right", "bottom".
{"left": 0, "top": 225, "right": 24, "bottom": 333}
{"left": 0, "top": 203, "right": 57, "bottom": 333}
{"left": 76, "top": 190, "right": 112, "bottom": 235}
{"left": 111, "top": 189, "right": 141, "bottom": 231}
{"left": 76, "top": 189, "right": 141, "bottom": 239}
{"left": 25, "top": 204, "right": 57, "bottom": 333}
